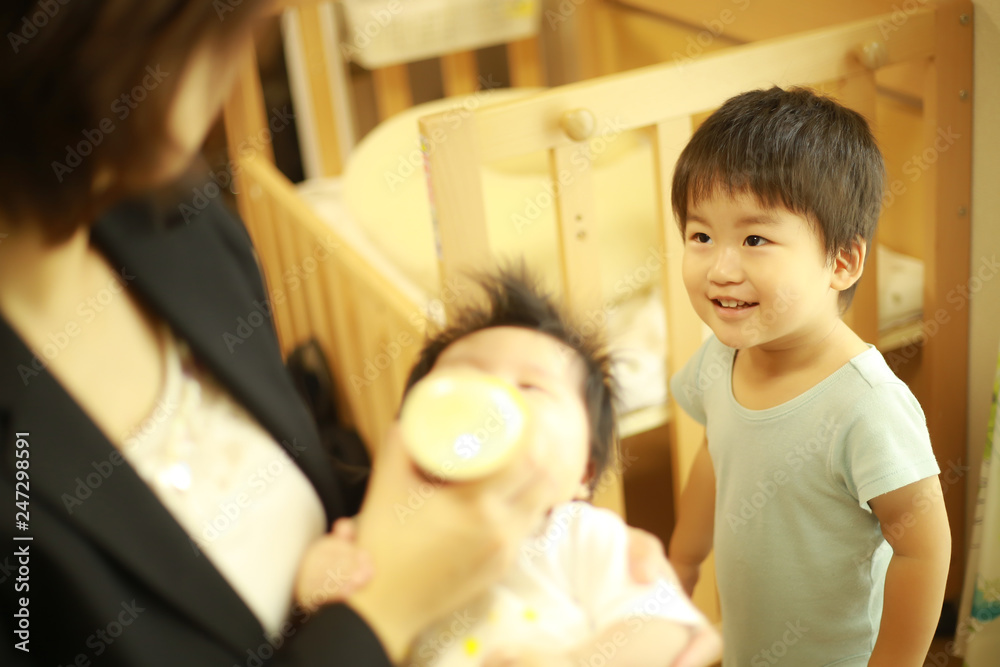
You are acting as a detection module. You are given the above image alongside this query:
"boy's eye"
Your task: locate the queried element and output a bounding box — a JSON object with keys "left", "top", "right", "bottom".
{"left": 690, "top": 232, "right": 711, "bottom": 244}
{"left": 744, "top": 235, "right": 769, "bottom": 247}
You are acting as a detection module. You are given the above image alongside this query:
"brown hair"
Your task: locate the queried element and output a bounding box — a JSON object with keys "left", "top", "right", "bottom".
{"left": 0, "top": 0, "right": 269, "bottom": 241}
{"left": 671, "top": 86, "right": 886, "bottom": 306}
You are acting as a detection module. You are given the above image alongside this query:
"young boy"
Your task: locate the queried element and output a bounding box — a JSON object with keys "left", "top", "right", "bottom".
{"left": 400, "top": 269, "right": 719, "bottom": 667}
{"left": 666, "top": 86, "right": 951, "bottom": 665}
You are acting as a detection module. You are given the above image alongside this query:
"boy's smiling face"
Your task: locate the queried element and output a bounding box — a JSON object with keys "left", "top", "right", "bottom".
{"left": 430, "top": 326, "right": 592, "bottom": 506}
{"left": 682, "top": 191, "right": 855, "bottom": 351}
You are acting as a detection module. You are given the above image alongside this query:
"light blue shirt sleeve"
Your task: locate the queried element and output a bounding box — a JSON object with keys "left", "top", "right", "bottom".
{"left": 838, "top": 379, "right": 941, "bottom": 511}
{"left": 669, "top": 336, "right": 722, "bottom": 426}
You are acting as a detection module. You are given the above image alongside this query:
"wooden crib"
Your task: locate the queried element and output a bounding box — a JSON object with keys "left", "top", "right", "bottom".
{"left": 223, "top": 0, "right": 973, "bottom": 623}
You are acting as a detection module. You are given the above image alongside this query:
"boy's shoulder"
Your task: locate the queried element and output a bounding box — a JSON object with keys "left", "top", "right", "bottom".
{"left": 844, "top": 344, "right": 905, "bottom": 389}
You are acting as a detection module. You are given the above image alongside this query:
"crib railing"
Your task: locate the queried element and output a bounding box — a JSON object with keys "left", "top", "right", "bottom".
{"left": 228, "top": 151, "right": 424, "bottom": 453}
{"left": 273, "top": 0, "right": 544, "bottom": 180}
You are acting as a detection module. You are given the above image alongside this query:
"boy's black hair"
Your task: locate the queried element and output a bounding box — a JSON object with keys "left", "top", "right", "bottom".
{"left": 403, "top": 267, "right": 618, "bottom": 493}
{"left": 671, "top": 86, "right": 886, "bottom": 307}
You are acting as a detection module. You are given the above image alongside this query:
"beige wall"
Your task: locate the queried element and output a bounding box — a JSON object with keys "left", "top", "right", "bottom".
{"left": 968, "top": 0, "right": 1000, "bottom": 531}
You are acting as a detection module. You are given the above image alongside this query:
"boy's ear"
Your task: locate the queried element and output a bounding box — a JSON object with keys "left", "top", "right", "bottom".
{"left": 831, "top": 236, "right": 866, "bottom": 292}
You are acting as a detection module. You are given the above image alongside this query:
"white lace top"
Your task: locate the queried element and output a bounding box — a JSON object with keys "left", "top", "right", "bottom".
{"left": 117, "top": 327, "right": 326, "bottom": 636}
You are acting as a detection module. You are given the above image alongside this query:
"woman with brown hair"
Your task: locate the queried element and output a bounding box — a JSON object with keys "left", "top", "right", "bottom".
{"left": 0, "top": 2, "right": 558, "bottom": 663}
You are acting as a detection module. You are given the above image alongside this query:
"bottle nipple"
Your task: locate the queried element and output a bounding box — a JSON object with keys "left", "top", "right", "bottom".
{"left": 399, "top": 369, "right": 529, "bottom": 481}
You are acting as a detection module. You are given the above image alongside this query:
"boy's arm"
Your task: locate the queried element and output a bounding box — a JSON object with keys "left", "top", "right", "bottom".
{"left": 668, "top": 439, "right": 716, "bottom": 596}
{"left": 866, "top": 475, "right": 951, "bottom": 667}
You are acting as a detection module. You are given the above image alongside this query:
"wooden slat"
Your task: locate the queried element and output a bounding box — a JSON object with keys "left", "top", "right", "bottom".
{"left": 506, "top": 37, "right": 543, "bottom": 88}
{"left": 474, "top": 7, "right": 937, "bottom": 162}
{"left": 652, "top": 118, "right": 702, "bottom": 505}
{"left": 549, "top": 141, "right": 625, "bottom": 516}
{"left": 234, "top": 156, "right": 423, "bottom": 452}
{"left": 550, "top": 143, "right": 602, "bottom": 319}
{"left": 418, "top": 112, "right": 492, "bottom": 312}
{"left": 441, "top": 51, "right": 480, "bottom": 98}
{"left": 653, "top": 116, "right": 719, "bottom": 623}
{"left": 835, "top": 71, "right": 881, "bottom": 345}
{"left": 223, "top": 47, "right": 275, "bottom": 166}
{"left": 238, "top": 174, "right": 290, "bottom": 354}
{"left": 294, "top": 5, "right": 343, "bottom": 176}
{"left": 921, "top": 0, "right": 973, "bottom": 602}
{"left": 325, "top": 258, "right": 365, "bottom": 433}
{"left": 373, "top": 64, "right": 414, "bottom": 121}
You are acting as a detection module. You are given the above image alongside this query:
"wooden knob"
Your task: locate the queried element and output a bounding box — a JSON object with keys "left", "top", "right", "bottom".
{"left": 856, "top": 41, "right": 888, "bottom": 70}
{"left": 560, "top": 108, "right": 596, "bottom": 142}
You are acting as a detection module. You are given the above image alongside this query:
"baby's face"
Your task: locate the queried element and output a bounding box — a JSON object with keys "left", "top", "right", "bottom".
{"left": 431, "top": 326, "right": 591, "bottom": 505}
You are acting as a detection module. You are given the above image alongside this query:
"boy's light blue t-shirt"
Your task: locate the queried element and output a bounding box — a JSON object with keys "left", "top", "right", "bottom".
{"left": 671, "top": 336, "right": 940, "bottom": 666}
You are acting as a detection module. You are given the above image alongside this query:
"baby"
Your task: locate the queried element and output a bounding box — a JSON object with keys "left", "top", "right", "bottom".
{"left": 300, "top": 269, "right": 720, "bottom": 666}
{"left": 400, "top": 270, "right": 717, "bottom": 667}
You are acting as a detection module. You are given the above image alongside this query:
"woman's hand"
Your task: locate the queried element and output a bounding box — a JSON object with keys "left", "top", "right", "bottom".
{"left": 294, "top": 518, "right": 374, "bottom": 612}
{"left": 346, "top": 423, "right": 557, "bottom": 662}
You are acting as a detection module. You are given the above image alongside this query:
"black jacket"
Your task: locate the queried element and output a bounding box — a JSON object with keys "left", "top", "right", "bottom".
{"left": 0, "top": 195, "right": 392, "bottom": 666}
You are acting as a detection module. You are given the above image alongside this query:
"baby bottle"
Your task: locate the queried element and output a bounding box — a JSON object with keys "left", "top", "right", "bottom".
{"left": 399, "top": 369, "right": 530, "bottom": 481}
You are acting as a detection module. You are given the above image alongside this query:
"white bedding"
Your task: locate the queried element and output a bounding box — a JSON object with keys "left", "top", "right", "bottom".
{"left": 297, "top": 90, "right": 925, "bottom": 418}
